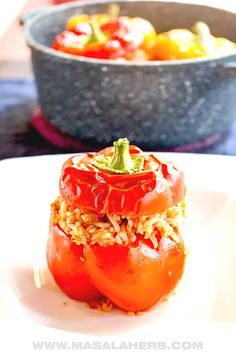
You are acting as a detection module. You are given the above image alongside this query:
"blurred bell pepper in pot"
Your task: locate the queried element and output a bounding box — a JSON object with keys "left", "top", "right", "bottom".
{"left": 52, "top": 5, "right": 236, "bottom": 61}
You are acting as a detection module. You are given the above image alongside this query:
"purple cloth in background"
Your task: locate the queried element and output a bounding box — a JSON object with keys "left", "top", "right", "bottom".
{"left": 0, "top": 79, "right": 236, "bottom": 160}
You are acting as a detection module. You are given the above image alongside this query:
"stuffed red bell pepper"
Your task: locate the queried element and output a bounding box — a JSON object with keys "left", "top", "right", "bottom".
{"left": 47, "top": 138, "right": 186, "bottom": 312}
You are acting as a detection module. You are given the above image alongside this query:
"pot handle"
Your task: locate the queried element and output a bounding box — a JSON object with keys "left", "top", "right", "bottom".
{"left": 217, "top": 61, "right": 236, "bottom": 77}
{"left": 19, "top": 7, "right": 51, "bottom": 26}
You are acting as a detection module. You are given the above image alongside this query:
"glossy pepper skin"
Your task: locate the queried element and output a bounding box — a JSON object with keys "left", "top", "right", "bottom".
{"left": 60, "top": 148, "right": 185, "bottom": 216}
{"left": 154, "top": 29, "right": 206, "bottom": 60}
{"left": 47, "top": 224, "right": 185, "bottom": 311}
{"left": 52, "top": 12, "right": 157, "bottom": 60}
{"left": 85, "top": 232, "right": 185, "bottom": 311}
{"left": 154, "top": 22, "right": 236, "bottom": 60}
{"left": 47, "top": 223, "right": 102, "bottom": 301}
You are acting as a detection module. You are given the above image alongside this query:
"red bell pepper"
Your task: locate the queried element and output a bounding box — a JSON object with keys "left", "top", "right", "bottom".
{"left": 60, "top": 138, "right": 185, "bottom": 215}
{"left": 47, "top": 138, "right": 186, "bottom": 312}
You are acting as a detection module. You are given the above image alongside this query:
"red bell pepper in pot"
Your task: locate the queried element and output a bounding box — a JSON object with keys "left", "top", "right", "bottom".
{"left": 52, "top": 6, "right": 157, "bottom": 61}
{"left": 52, "top": 17, "right": 144, "bottom": 59}
{"left": 47, "top": 138, "right": 186, "bottom": 312}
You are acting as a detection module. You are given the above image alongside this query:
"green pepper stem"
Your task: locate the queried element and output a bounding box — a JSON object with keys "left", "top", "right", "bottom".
{"left": 92, "top": 138, "right": 143, "bottom": 174}
{"left": 110, "top": 138, "right": 134, "bottom": 173}
{"left": 88, "top": 20, "right": 107, "bottom": 44}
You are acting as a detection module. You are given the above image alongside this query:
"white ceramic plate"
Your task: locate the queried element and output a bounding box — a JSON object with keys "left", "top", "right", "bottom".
{"left": 0, "top": 153, "right": 236, "bottom": 353}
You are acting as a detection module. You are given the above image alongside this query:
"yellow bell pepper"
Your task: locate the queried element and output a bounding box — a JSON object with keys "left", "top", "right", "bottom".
{"left": 129, "top": 17, "right": 157, "bottom": 58}
{"left": 154, "top": 22, "right": 236, "bottom": 60}
{"left": 154, "top": 28, "right": 207, "bottom": 60}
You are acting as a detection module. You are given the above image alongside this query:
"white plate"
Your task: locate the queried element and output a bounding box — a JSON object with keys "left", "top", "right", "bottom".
{"left": 0, "top": 153, "right": 236, "bottom": 353}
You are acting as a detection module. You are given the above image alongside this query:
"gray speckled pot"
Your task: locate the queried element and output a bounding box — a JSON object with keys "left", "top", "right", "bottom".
{"left": 23, "top": 0, "right": 236, "bottom": 149}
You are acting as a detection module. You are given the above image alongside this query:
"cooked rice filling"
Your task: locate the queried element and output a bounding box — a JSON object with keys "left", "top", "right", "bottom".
{"left": 51, "top": 196, "right": 186, "bottom": 248}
